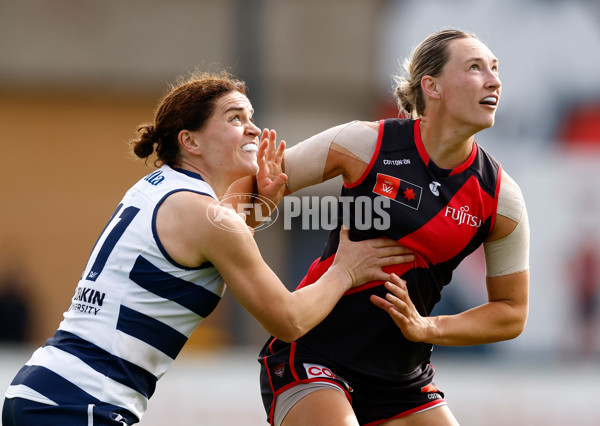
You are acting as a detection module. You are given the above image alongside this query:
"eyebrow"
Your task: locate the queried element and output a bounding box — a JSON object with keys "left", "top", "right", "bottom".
{"left": 224, "top": 106, "right": 254, "bottom": 115}
{"left": 465, "top": 56, "right": 499, "bottom": 64}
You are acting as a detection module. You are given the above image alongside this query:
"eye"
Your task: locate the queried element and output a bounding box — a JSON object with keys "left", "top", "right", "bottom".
{"left": 230, "top": 115, "right": 241, "bottom": 123}
{"left": 470, "top": 64, "right": 480, "bottom": 71}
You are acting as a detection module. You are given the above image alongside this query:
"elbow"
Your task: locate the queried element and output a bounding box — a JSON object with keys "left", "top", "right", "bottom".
{"left": 265, "top": 314, "right": 308, "bottom": 343}
{"left": 505, "top": 309, "right": 528, "bottom": 340}
{"left": 269, "top": 325, "right": 306, "bottom": 343}
{"left": 506, "top": 322, "right": 526, "bottom": 340}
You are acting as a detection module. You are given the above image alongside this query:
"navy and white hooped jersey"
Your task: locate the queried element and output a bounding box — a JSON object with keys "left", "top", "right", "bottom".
{"left": 5, "top": 165, "right": 225, "bottom": 422}
{"left": 290, "top": 118, "right": 502, "bottom": 378}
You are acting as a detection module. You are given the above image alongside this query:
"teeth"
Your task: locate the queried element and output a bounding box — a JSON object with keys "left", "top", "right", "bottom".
{"left": 241, "top": 144, "right": 258, "bottom": 153}
{"left": 481, "top": 97, "right": 497, "bottom": 105}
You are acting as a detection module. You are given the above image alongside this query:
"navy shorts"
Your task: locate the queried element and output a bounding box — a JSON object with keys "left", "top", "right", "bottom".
{"left": 258, "top": 338, "right": 446, "bottom": 425}
{"left": 2, "top": 397, "right": 136, "bottom": 426}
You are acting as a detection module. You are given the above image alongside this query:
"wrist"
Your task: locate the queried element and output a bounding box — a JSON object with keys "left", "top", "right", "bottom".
{"left": 425, "top": 316, "right": 445, "bottom": 345}
{"left": 324, "top": 264, "right": 354, "bottom": 292}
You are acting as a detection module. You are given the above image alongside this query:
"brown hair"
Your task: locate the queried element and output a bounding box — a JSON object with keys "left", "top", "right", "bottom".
{"left": 131, "top": 70, "right": 247, "bottom": 167}
{"left": 393, "top": 29, "right": 479, "bottom": 118}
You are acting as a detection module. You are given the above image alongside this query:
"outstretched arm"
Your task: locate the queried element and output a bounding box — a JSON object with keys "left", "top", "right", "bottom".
{"left": 208, "top": 208, "right": 414, "bottom": 342}
{"left": 229, "top": 120, "right": 379, "bottom": 205}
{"left": 158, "top": 191, "right": 414, "bottom": 342}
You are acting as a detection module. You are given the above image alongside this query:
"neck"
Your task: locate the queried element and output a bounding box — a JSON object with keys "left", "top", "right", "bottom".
{"left": 418, "top": 116, "right": 475, "bottom": 170}
{"left": 177, "top": 160, "right": 232, "bottom": 198}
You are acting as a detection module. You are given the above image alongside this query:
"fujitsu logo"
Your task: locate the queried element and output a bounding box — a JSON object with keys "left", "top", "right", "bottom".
{"left": 445, "top": 205, "right": 482, "bottom": 228}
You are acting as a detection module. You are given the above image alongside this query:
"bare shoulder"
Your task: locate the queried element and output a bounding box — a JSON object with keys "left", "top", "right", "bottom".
{"left": 156, "top": 191, "right": 251, "bottom": 267}
{"left": 158, "top": 190, "right": 218, "bottom": 233}
{"left": 500, "top": 169, "right": 520, "bottom": 188}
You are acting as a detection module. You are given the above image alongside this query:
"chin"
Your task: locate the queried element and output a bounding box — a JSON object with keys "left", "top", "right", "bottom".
{"left": 475, "top": 115, "right": 495, "bottom": 131}
{"left": 240, "top": 165, "right": 259, "bottom": 179}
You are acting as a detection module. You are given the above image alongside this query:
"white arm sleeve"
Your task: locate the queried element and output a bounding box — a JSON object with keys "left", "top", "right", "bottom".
{"left": 484, "top": 172, "right": 530, "bottom": 277}
{"left": 284, "top": 121, "right": 378, "bottom": 193}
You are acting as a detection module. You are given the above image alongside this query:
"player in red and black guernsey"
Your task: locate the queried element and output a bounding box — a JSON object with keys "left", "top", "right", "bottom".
{"left": 256, "top": 29, "right": 530, "bottom": 425}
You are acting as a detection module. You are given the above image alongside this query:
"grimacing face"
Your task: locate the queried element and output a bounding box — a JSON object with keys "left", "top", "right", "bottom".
{"left": 191, "top": 91, "right": 261, "bottom": 179}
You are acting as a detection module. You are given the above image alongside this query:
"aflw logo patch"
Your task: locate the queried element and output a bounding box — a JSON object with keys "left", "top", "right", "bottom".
{"left": 373, "top": 173, "right": 422, "bottom": 210}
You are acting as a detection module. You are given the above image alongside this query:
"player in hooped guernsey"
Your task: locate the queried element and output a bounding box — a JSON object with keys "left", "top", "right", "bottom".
{"left": 6, "top": 166, "right": 225, "bottom": 423}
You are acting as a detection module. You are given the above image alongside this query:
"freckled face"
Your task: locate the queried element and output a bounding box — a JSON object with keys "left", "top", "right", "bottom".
{"left": 435, "top": 37, "right": 502, "bottom": 132}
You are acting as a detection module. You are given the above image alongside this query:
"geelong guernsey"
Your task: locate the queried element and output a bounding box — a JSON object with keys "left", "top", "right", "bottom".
{"left": 5, "top": 165, "right": 225, "bottom": 422}
{"left": 293, "top": 118, "right": 501, "bottom": 378}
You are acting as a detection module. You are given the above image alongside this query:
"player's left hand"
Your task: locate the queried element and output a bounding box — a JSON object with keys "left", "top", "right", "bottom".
{"left": 256, "top": 129, "right": 288, "bottom": 206}
{"left": 370, "top": 273, "right": 435, "bottom": 343}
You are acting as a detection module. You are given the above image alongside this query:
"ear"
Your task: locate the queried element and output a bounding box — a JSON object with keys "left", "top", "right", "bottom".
{"left": 421, "top": 75, "right": 441, "bottom": 101}
{"left": 178, "top": 130, "right": 201, "bottom": 155}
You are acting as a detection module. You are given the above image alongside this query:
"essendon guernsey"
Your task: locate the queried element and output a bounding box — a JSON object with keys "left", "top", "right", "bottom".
{"left": 293, "top": 118, "right": 501, "bottom": 379}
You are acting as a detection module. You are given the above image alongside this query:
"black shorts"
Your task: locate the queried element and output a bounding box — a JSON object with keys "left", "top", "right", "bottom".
{"left": 258, "top": 338, "right": 446, "bottom": 425}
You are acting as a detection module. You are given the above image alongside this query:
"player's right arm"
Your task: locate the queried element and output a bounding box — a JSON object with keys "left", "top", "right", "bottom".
{"left": 157, "top": 191, "right": 413, "bottom": 342}
{"left": 280, "top": 120, "right": 379, "bottom": 194}
{"left": 228, "top": 122, "right": 379, "bottom": 218}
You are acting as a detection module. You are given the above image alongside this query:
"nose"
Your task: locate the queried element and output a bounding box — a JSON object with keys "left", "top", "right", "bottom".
{"left": 246, "top": 121, "right": 260, "bottom": 136}
{"left": 486, "top": 69, "right": 501, "bottom": 91}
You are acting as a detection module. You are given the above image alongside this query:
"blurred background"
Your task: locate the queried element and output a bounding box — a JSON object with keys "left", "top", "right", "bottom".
{"left": 1, "top": 0, "right": 599, "bottom": 424}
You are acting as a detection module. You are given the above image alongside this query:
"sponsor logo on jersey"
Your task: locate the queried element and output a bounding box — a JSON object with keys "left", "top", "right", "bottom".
{"left": 373, "top": 173, "right": 422, "bottom": 210}
{"left": 445, "top": 205, "right": 482, "bottom": 228}
{"left": 68, "top": 286, "right": 106, "bottom": 315}
{"left": 303, "top": 363, "right": 353, "bottom": 392}
{"left": 383, "top": 158, "right": 411, "bottom": 166}
{"left": 429, "top": 181, "right": 441, "bottom": 196}
{"left": 421, "top": 382, "right": 442, "bottom": 400}
{"left": 144, "top": 170, "right": 165, "bottom": 186}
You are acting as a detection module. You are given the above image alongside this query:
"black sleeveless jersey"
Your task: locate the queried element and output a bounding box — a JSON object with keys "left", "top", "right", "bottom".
{"left": 293, "top": 118, "right": 502, "bottom": 379}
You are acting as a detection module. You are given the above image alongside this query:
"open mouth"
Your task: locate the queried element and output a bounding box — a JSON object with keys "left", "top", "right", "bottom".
{"left": 479, "top": 96, "right": 498, "bottom": 106}
{"left": 241, "top": 143, "right": 258, "bottom": 153}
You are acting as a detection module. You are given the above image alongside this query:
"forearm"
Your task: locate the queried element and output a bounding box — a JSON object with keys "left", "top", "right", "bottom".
{"left": 427, "top": 300, "right": 528, "bottom": 346}
{"left": 275, "top": 266, "right": 352, "bottom": 342}
{"left": 225, "top": 176, "right": 274, "bottom": 228}
{"left": 373, "top": 271, "right": 529, "bottom": 347}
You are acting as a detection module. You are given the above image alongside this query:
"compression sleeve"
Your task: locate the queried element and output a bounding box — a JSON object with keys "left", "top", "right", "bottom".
{"left": 483, "top": 172, "right": 530, "bottom": 277}
{"left": 284, "top": 121, "right": 378, "bottom": 193}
